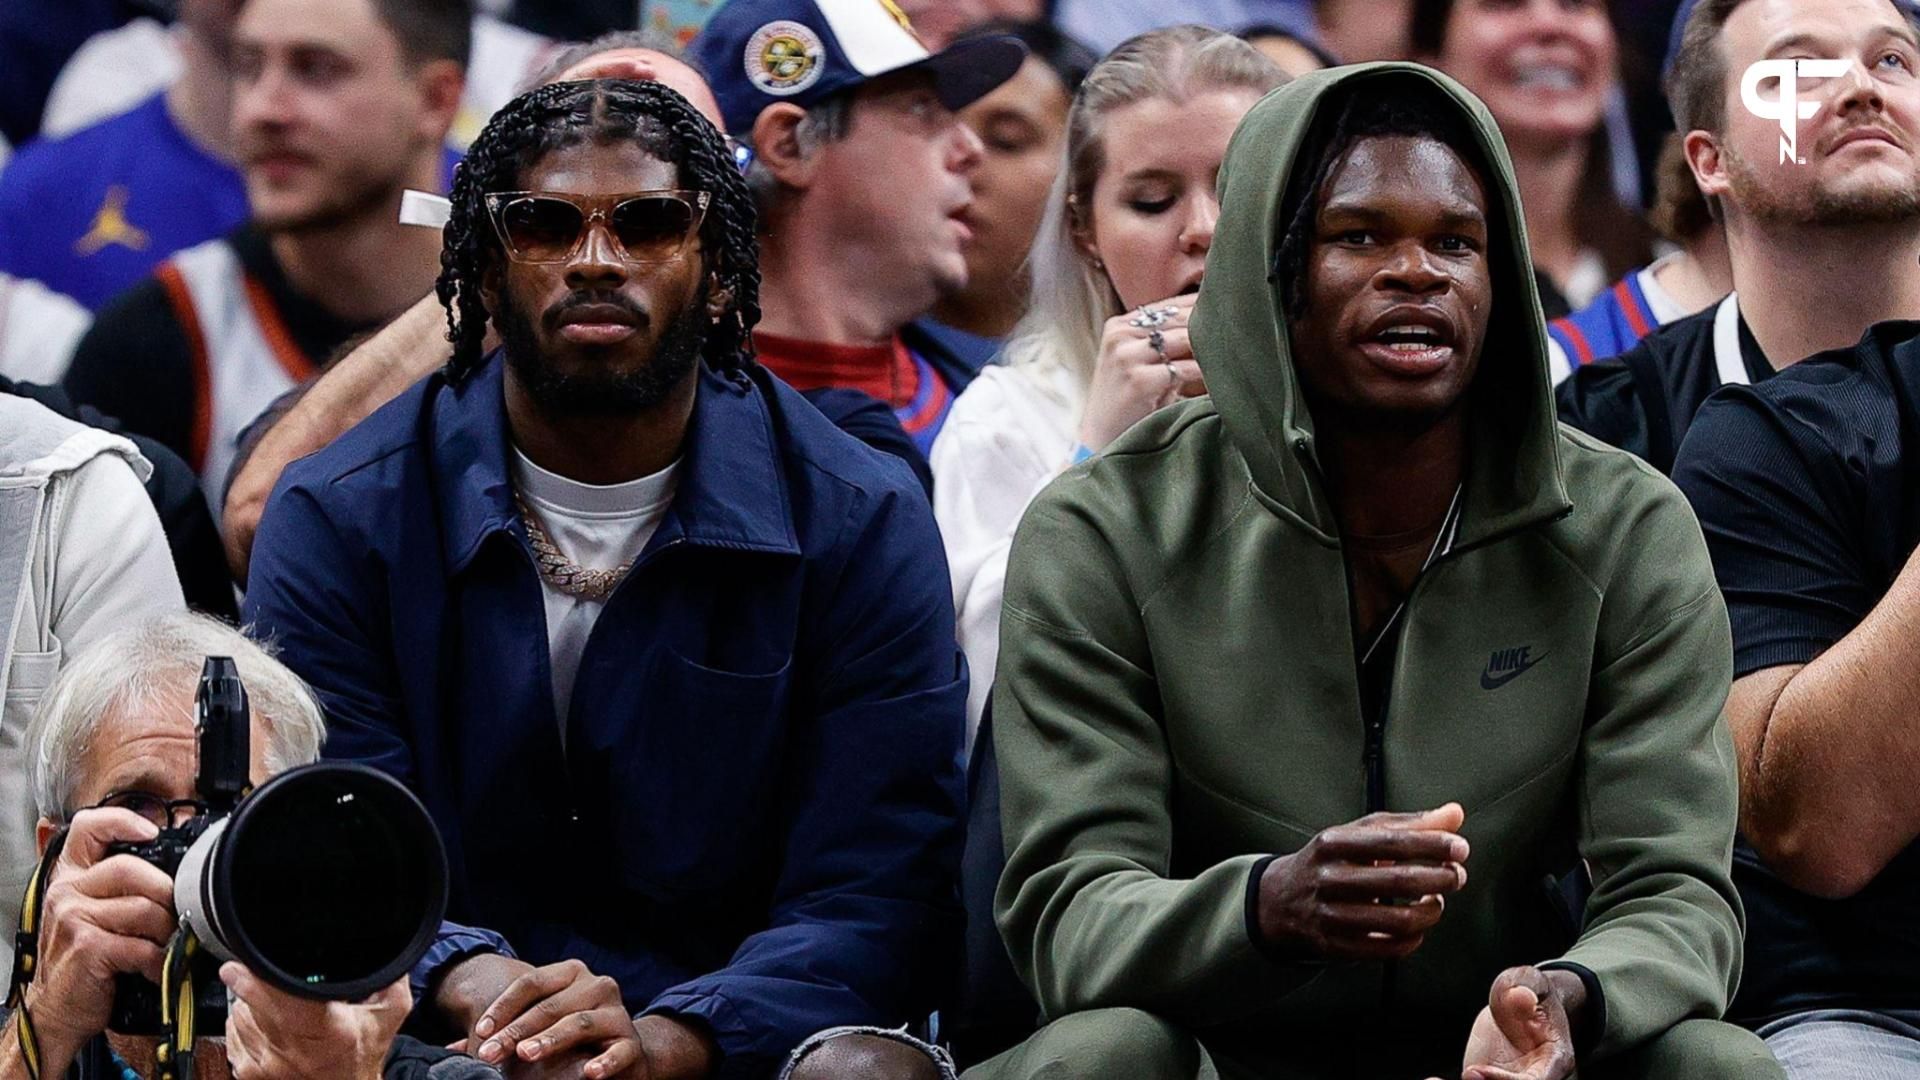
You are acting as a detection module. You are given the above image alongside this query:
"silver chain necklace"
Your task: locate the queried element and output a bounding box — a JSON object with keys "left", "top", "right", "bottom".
{"left": 516, "top": 496, "right": 633, "bottom": 601}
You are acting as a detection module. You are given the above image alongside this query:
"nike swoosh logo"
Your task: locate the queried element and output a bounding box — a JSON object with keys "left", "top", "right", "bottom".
{"left": 1480, "top": 653, "right": 1545, "bottom": 690}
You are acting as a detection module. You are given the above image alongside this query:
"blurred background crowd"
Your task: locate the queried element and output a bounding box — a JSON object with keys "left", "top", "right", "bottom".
{"left": 0, "top": 0, "right": 1700, "bottom": 390}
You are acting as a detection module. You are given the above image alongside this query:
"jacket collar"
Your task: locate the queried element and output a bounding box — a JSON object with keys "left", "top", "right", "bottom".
{"left": 433, "top": 352, "right": 801, "bottom": 574}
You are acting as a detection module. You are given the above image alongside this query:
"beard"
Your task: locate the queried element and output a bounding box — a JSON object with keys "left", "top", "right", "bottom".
{"left": 1725, "top": 141, "right": 1920, "bottom": 227}
{"left": 496, "top": 280, "right": 708, "bottom": 417}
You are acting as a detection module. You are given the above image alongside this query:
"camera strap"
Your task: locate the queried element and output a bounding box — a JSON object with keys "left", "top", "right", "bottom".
{"left": 152, "top": 930, "right": 198, "bottom": 1080}
{"left": 8, "top": 826, "right": 69, "bottom": 1010}
{"left": 7, "top": 827, "right": 70, "bottom": 1080}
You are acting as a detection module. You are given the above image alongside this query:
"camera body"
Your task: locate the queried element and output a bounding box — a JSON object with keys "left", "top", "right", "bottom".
{"left": 104, "top": 828, "right": 227, "bottom": 1032}
{"left": 108, "top": 827, "right": 207, "bottom": 876}
{"left": 103, "top": 659, "right": 245, "bottom": 1036}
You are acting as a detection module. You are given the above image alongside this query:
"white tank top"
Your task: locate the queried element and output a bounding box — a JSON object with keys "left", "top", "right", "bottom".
{"left": 154, "top": 237, "right": 315, "bottom": 513}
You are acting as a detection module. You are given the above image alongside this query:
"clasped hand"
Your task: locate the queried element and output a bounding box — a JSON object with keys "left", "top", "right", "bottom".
{"left": 439, "top": 955, "right": 716, "bottom": 1079}
{"left": 1255, "top": 804, "right": 1582, "bottom": 1080}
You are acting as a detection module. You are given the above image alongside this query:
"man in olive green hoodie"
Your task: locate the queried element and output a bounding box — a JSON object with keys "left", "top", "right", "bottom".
{"left": 983, "top": 64, "right": 1783, "bottom": 1080}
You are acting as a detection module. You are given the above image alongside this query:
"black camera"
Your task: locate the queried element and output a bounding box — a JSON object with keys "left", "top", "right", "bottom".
{"left": 105, "top": 820, "right": 219, "bottom": 1035}
{"left": 103, "top": 657, "right": 449, "bottom": 1039}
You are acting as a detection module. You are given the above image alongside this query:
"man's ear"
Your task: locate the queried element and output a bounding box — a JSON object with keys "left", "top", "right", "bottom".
{"left": 1684, "top": 128, "right": 1731, "bottom": 204}
{"left": 35, "top": 818, "right": 56, "bottom": 857}
{"left": 751, "top": 104, "right": 818, "bottom": 192}
{"left": 705, "top": 271, "right": 733, "bottom": 322}
{"left": 414, "top": 59, "right": 467, "bottom": 147}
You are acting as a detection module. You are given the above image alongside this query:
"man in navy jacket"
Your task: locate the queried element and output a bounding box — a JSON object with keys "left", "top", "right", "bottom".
{"left": 242, "top": 78, "right": 966, "bottom": 1080}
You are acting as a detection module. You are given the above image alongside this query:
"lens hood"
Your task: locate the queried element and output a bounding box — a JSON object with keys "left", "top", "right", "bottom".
{"left": 174, "top": 762, "right": 448, "bottom": 1000}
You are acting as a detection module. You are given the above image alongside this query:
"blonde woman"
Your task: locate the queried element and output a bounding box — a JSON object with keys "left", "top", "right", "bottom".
{"left": 930, "top": 26, "right": 1285, "bottom": 744}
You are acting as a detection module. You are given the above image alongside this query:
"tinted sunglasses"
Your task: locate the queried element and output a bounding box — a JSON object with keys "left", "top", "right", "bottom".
{"left": 484, "top": 189, "right": 711, "bottom": 264}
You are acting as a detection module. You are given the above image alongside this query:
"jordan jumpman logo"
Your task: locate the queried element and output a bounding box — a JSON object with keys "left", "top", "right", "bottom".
{"left": 74, "top": 185, "right": 151, "bottom": 256}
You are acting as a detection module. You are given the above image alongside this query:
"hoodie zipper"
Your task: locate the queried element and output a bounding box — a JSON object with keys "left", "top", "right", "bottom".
{"left": 1290, "top": 439, "right": 1388, "bottom": 814}
{"left": 1291, "top": 438, "right": 1462, "bottom": 812}
{"left": 1294, "top": 437, "right": 1463, "bottom": 1014}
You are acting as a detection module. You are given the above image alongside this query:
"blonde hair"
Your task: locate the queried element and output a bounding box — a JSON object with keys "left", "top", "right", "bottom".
{"left": 1000, "top": 25, "right": 1285, "bottom": 396}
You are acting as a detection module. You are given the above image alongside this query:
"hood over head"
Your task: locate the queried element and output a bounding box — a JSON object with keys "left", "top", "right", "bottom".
{"left": 1193, "top": 61, "right": 1569, "bottom": 547}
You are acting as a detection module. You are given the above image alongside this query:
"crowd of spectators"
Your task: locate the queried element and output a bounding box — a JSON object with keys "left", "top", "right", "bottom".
{"left": 3, "top": 0, "right": 1920, "bottom": 1077}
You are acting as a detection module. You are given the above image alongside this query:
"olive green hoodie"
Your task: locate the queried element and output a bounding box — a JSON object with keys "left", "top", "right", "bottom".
{"left": 991, "top": 63, "right": 1742, "bottom": 1077}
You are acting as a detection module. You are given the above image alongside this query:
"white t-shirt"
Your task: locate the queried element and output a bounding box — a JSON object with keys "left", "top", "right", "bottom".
{"left": 929, "top": 361, "right": 1082, "bottom": 753}
{"left": 511, "top": 447, "right": 678, "bottom": 735}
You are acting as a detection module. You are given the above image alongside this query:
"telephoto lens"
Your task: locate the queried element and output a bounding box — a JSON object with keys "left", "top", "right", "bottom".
{"left": 172, "top": 761, "right": 448, "bottom": 999}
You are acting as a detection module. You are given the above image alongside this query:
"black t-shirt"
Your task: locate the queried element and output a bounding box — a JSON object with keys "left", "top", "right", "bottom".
{"left": 61, "top": 226, "right": 366, "bottom": 470}
{"left": 1557, "top": 300, "right": 1773, "bottom": 474}
{"left": 1673, "top": 318, "right": 1920, "bottom": 1024}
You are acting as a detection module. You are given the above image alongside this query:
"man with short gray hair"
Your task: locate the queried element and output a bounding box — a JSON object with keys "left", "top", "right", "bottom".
{"left": 0, "top": 612, "right": 497, "bottom": 1080}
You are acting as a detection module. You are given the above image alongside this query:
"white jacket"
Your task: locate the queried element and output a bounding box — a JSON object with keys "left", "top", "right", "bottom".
{"left": 929, "top": 362, "right": 1081, "bottom": 754}
{"left": 0, "top": 396, "right": 184, "bottom": 968}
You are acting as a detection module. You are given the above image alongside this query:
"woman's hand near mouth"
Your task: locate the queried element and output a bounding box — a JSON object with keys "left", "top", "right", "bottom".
{"left": 1077, "top": 291, "right": 1206, "bottom": 454}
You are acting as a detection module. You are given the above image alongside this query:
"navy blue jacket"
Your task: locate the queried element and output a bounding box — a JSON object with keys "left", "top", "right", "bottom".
{"left": 242, "top": 353, "right": 968, "bottom": 1078}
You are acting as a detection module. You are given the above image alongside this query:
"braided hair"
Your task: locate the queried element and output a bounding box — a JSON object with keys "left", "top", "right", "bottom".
{"left": 1271, "top": 86, "right": 1500, "bottom": 324}
{"left": 437, "top": 78, "right": 761, "bottom": 382}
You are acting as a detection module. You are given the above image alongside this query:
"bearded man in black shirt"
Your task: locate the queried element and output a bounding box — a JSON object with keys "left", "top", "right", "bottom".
{"left": 1558, "top": 0, "right": 1920, "bottom": 474}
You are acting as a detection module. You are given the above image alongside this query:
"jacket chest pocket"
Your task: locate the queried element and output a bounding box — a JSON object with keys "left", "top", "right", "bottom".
{"left": 601, "top": 649, "right": 793, "bottom": 897}
{"left": 4, "top": 645, "right": 61, "bottom": 730}
{"left": 2, "top": 645, "right": 62, "bottom": 863}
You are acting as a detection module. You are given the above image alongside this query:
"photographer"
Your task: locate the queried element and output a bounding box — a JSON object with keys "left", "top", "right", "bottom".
{"left": 0, "top": 612, "right": 487, "bottom": 1080}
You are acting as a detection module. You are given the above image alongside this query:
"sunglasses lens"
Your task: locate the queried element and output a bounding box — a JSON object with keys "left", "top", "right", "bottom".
{"left": 501, "top": 197, "right": 585, "bottom": 260}
{"left": 612, "top": 197, "right": 697, "bottom": 261}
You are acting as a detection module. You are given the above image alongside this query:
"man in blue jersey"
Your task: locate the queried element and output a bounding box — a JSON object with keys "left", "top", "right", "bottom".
{"left": 59, "top": 0, "right": 467, "bottom": 513}
{"left": 0, "top": 0, "right": 247, "bottom": 312}
{"left": 690, "top": 0, "right": 1024, "bottom": 462}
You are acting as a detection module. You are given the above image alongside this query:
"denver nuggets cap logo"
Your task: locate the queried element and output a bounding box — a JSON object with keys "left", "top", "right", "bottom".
{"left": 745, "top": 20, "right": 825, "bottom": 96}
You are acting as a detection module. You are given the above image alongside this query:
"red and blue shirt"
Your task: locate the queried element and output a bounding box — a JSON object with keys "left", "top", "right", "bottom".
{"left": 755, "top": 330, "right": 957, "bottom": 458}
{"left": 1547, "top": 269, "right": 1665, "bottom": 370}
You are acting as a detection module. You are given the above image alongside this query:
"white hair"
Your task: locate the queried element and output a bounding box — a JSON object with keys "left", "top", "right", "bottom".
{"left": 27, "top": 612, "right": 326, "bottom": 822}
{"left": 1000, "top": 26, "right": 1285, "bottom": 397}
